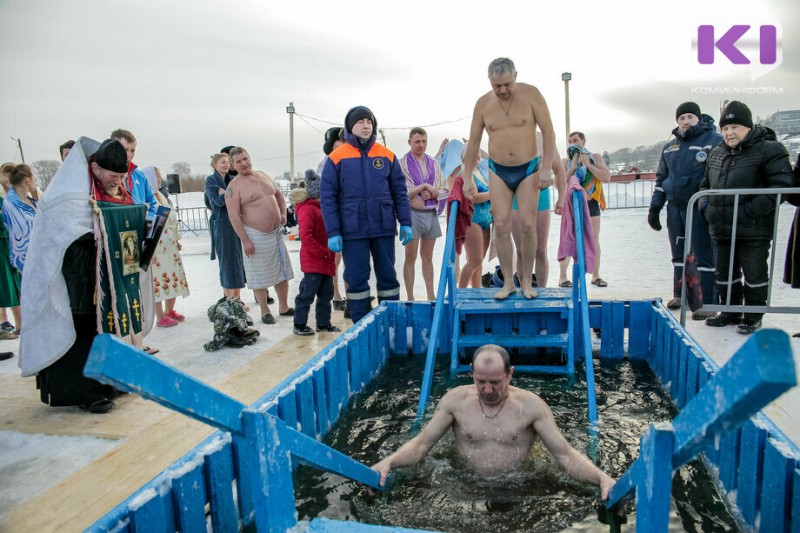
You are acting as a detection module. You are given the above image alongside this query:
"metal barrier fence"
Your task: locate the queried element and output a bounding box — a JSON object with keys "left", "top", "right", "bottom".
{"left": 680, "top": 187, "right": 800, "bottom": 325}
{"left": 174, "top": 206, "right": 209, "bottom": 235}
{"left": 603, "top": 179, "right": 655, "bottom": 210}
{"left": 176, "top": 180, "right": 654, "bottom": 236}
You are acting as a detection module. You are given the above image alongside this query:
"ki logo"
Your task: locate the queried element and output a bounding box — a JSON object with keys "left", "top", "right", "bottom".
{"left": 694, "top": 23, "right": 782, "bottom": 81}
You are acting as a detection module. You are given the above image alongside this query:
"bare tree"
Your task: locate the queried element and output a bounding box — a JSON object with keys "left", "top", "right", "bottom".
{"left": 171, "top": 161, "right": 192, "bottom": 182}
{"left": 30, "top": 160, "right": 61, "bottom": 190}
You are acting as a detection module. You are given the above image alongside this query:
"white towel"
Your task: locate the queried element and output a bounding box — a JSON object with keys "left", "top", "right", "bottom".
{"left": 242, "top": 225, "right": 294, "bottom": 289}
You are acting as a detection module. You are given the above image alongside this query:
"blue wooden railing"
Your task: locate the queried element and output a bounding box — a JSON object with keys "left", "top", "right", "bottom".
{"left": 605, "top": 328, "right": 796, "bottom": 531}
{"left": 84, "top": 297, "right": 800, "bottom": 531}
{"left": 415, "top": 202, "right": 459, "bottom": 423}
{"left": 84, "top": 328, "right": 388, "bottom": 533}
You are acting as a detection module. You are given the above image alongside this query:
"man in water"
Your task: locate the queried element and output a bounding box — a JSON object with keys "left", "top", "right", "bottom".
{"left": 372, "top": 344, "right": 616, "bottom": 498}
{"left": 461, "top": 57, "right": 556, "bottom": 300}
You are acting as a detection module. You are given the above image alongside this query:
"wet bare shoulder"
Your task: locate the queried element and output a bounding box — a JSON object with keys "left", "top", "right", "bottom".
{"left": 440, "top": 385, "right": 474, "bottom": 411}
{"left": 511, "top": 387, "right": 548, "bottom": 422}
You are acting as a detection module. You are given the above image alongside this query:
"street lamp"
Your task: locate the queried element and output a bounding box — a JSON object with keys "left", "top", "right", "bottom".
{"left": 286, "top": 102, "right": 295, "bottom": 180}
{"left": 561, "top": 72, "right": 572, "bottom": 146}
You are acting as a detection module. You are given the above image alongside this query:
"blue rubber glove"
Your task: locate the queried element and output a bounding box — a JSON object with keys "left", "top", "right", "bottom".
{"left": 328, "top": 235, "right": 343, "bottom": 253}
{"left": 399, "top": 225, "right": 413, "bottom": 246}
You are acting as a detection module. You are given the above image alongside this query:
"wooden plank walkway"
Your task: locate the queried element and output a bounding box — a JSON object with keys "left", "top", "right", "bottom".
{"left": 0, "top": 321, "right": 345, "bottom": 533}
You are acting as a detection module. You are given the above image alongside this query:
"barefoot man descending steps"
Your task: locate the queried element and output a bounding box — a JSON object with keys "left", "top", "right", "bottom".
{"left": 462, "top": 57, "right": 555, "bottom": 300}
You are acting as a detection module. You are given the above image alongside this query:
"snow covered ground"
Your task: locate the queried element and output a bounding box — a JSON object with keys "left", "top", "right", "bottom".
{"left": 0, "top": 195, "right": 798, "bottom": 524}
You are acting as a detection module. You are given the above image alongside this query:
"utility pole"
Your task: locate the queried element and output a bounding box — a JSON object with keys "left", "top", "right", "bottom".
{"left": 10, "top": 137, "right": 25, "bottom": 164}
{"left": 286, "top": 102, "right": 295, "bottom": 180}
{"left": 561, "top": 73, "right": 572, "bottom": 146}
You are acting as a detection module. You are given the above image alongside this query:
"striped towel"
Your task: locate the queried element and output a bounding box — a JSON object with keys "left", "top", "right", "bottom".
{"left": 242, "top": 225, "right": 294, "bottom": 289}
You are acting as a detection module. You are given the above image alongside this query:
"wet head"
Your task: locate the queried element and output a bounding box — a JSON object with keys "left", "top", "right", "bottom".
{"left": 722, "top": 124, "right": 750, "bottom": 149}
{"left": 677, "top": 113, "right": 699, "bottom": 133}
{"left": 471, "top": 345, "right": 513, "bottom": 406}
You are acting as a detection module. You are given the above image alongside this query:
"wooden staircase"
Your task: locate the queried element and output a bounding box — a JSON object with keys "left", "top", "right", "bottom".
{"left": 450, "top": 287, "right": 575, "bottom": 375}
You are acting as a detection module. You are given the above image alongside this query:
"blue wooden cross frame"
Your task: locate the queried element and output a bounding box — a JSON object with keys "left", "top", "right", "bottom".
{"left": 84, "top": 334, "right": 384, "bottom": 533}
{"left": 605, "top": 329, "right": 796, "bottom": 532}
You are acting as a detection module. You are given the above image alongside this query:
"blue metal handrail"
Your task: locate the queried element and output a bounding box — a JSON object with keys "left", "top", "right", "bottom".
{"left": 605, "top": 329, "right": 796, "bottom": 530}
{"left": 570, "top": 189, "right": 598, "bottom": 423}
{"left": 415, "top": 202, "right": 459, "bottom": 423}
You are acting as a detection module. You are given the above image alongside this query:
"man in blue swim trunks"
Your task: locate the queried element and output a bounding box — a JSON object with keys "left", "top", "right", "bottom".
{"left": 462, "top": 57, "right": 556, "bottom": 300}
{"left": 512, "top": 132, "right": 566, "bottom": 288}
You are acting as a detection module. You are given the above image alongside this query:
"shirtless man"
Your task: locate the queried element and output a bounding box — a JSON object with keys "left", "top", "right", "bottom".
{"left": 225, "top": 147, "right": 294, "bottom": 323}
{"left": 400, "top": 127, "right": 446, "bottom": 301}
{"left": 462, "top": 57, "right": 555, "bottom": 300}
{"left": 558, "top": 131, "right": 611, "bottom": 287}
{"left": 372, "top": 344, "right": 615, "bottom": 498}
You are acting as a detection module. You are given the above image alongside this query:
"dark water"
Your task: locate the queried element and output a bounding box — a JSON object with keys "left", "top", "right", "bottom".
{"left": 294, "top": 355, "right": 741, "bottom": 532}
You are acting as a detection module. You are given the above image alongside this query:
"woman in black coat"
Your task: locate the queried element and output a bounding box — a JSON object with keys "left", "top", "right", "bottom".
{"left": 698, "top": 101, "right": 794, "bottom": 334}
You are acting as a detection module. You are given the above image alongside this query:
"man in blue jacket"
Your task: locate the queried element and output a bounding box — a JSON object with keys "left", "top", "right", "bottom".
{"left": 648, "top": 102, "right": 722, "bottom": 319}
{"left": 110, "top": 128, "right": 157, "bottom": 219}
{"left": 321, "top": 106, "right": 413, "bottom": 323}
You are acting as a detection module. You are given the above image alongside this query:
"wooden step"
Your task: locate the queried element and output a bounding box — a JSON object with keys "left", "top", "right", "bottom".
{"left": 457, "top": 333, "right": 568, "bottom": 349}
{"left": 457, "top": 299, "right": 571, "bottom": 315}
{"left": 455, "top": 287, "right": 572, "bottom": 302}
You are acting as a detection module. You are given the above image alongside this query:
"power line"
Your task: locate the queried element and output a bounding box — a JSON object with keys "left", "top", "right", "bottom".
{"left": 296, "top": 114, "right": 324, "bottom": 134}
{"left": 294, "top": 112, "right": 470, "bottom": 130}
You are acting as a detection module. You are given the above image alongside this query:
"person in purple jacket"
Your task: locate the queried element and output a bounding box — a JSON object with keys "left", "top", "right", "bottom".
{"left": 320, "top": 106, "right": 412, "bottom": 323}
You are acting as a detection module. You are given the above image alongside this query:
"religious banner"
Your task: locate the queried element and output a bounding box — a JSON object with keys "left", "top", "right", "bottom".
{"left": 94, "top": 201, "right": 147, "bottom": 345}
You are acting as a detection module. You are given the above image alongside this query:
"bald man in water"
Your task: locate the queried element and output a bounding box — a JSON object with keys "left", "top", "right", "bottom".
{"left": 372, "top": 344, "right": 615, "bottom": 498}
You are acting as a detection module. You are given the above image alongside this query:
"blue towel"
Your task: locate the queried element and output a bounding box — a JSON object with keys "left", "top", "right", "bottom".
{"left": 437, "top": 139, "right": 489, "bottom": 181}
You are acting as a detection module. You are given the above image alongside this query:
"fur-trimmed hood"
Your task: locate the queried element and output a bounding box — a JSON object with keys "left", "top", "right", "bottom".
{"left": 290, "top": 187, "right": 310, "bottom": 204}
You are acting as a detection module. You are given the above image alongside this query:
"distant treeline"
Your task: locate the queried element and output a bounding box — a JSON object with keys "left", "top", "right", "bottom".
{"left": 605, "top": 141, "right": 666, "bottom": 173}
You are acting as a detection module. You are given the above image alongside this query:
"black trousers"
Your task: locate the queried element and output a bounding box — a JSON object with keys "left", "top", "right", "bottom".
{"left": 714, "top": 239, "right": 771, "bottom": 322}
{"left": 294, "top": 273, "right": 334, "bottom": 327}
{"left": 36, "top": 313, "right": 116, "bottom": 406}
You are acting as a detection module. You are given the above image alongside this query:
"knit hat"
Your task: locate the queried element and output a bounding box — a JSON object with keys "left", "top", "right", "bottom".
{"left": 323, "top": 127, "right": 343, "bottom": 155}
{"left": 94, "top": 139, "right": 128, "bottom": 173}
{"left": 345, "top": 106, "right": 376, "bottom": 134}
{"left": 720, "top": 101, "right": 753, "bottom": 129}
{"left": 675, "top": 102, "right": 701, "bottom": 121}
{"left": 304, "top": 169, "right": 321, "bottom": 199}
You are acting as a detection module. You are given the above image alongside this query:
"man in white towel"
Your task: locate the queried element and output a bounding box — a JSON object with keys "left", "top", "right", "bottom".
{"left": 225, "top": 147, "right": 294, "bottom": 324}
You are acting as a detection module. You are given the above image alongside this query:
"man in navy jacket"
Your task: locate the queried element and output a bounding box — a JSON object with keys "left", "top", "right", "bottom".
{"left": 648, "top": 102, "right": 722, "bottom": 318}
{"left": 321, "top": 106, "right": 412, "bottom": 323}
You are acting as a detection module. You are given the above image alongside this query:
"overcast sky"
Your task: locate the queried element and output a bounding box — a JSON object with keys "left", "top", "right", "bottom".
{"left": 0, "top": 0, "right": 797, "bottom": 178}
